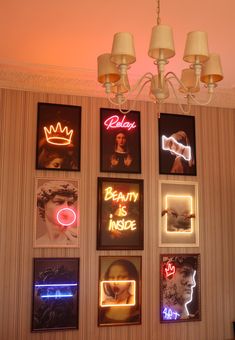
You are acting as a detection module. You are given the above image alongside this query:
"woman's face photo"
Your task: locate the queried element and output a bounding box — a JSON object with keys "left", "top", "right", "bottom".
{"left": 46, "top": 157, "right": 64, "bottom": 169}
{"left": 116, "top": 133, "right": 127, "bottom": 148}
{"left": 107, "top": 264, "right": 131, "bottom": 296}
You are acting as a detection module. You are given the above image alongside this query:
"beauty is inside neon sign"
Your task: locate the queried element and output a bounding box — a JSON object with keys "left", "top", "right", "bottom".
{"left": 104, "top": 186, "right": 138, "bottom": 233}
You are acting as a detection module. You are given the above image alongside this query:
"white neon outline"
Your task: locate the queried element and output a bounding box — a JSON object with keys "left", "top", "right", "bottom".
{"left": 100, "top": 280, "right": 136, "bottom": 307}
{"left": 56, "top": 208, "right": 76, "bottom": 226}
{"left": 162, "top": 135, "right": 191, "bottom": 161}
{"left": 184, "top": 270, "right": 196, "bottom": 316}
{"left": 164, "top": 194, "right": 194, "bottom": 234}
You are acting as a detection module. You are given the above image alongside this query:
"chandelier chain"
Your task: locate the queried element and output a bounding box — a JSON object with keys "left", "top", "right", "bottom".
{"left": 156, "top": 0, "right": 161, "bottom": 25}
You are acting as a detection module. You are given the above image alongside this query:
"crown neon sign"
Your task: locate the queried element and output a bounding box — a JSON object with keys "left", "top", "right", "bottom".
{"left": 162, "top": 135, "right": 191, "bottom": 161}
{"left": 100, "top": 280, "right": 136, "bottom": 307}
{"left": 104, "top": 115, "right": 137, "bottom": 131}
{"left": 44, "top": 122, "right": 73, "bottom": 145}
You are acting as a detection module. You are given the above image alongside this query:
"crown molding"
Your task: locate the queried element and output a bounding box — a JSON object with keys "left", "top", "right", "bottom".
{"left": 0, "top": 63, "right": 234, "bottom": 109}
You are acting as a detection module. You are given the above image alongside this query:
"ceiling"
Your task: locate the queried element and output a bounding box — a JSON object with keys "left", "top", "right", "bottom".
{"left": 0, "top": 0, "right": 235, "bottom": 108}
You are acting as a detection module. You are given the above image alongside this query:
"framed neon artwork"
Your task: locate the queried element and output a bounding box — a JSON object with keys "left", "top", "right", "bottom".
{"left": 97, "top": 177, "right": 144, "bottom": 250}
{"left": 100, "top": 108, "right": 141, "bottom": 173}
{"left": 32, "top": 257, "right": 79, "bottom": 332}
{"left": 36, "top": 103, "right": 81, "bottom": 171}
{"left": 98, "top": 256, "right": 142, "bottom": 326}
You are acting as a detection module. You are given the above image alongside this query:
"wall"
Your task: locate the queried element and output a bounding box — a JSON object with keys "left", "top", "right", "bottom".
{"left": 0, "top": 88, "right": 234, "bottom": 340}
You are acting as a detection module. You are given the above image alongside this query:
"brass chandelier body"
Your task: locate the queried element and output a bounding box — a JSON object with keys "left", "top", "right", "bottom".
{"left": 97, "top": 0, "right": 223, "bottom": 114}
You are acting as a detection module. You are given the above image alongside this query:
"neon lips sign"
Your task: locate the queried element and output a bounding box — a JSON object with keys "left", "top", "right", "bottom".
{"left": 56, "top": 208, "right": 77, "bottom": 226}
{"left": 104, "top": 115, "right": 136, "bottom": 131}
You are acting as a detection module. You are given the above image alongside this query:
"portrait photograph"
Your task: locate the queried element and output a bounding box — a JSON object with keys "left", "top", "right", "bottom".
{"left": 97, "top": 177, "right": 144, "bottom": 250}
{"left": 158, "top": 113, "right": 196, "bottom": 175}
{"left": 160, "top": 254, "right": 201, "bottom": 323}
{"left": 31, "top": 257, "right": 79, "bottom": 332}
{"left": 36, "top": 102, "right": 81, "bottom": 171}
{"left": 98, "top": 256, "right": 141, "bottom": 326}
{"left": 159, "top": 180, "right": 199, "bottom": 247}
{"left": 34, "top": 178, "right": 80, "bottom": 248}
{"left": 100, "top": 108, "right": 141, "bottom": 173}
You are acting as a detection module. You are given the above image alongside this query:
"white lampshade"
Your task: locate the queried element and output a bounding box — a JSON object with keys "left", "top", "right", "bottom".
{"left": 150, "top": 75, "right": 169, "bottom": 100}
{"left": 148, "top": 24, "right": 175, "bottom": 59}
{"left": 179, "top": 68, "right": 200, "bottom": 93}
{"left": 110, "top": 32, "right": 136, "bottom": 66}
{"left": 201, "top": 53, "right": 223, "bottom": 84}
{"left": 183, "top": 31, "right": 209, "bottom": 63}
{"left": 97, "top": 53, "right": 120, "bottom": 84}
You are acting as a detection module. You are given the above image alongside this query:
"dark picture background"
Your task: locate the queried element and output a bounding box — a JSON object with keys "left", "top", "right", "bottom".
{"left": 32, "top": 258, "right": 79, "bottom": 331}
{"left": 160, "top": 254, "right": 200, "bottom": 323}
{"left": 97, "top": 178, "right": 143, "bottom": 250}
{"left": 100, "top": 108, "right": 141, "bottom": 173}
{"left": 36, "top": 103, "right": 81, "bottom": 171}
{"left": 158, "top": 113, "right": 196, "bottom": 175}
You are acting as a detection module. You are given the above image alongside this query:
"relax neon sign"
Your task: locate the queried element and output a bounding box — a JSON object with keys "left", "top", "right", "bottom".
{"left": 104, "top": 115, "right": 137, "bottom": 131}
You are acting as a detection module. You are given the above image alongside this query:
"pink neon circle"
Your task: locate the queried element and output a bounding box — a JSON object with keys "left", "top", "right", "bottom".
{"left": 56, "top": 208, "right": 76, "bottom": 226}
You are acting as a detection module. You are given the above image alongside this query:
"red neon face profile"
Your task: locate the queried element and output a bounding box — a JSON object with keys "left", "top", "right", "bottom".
{"left": 56, "top": 208, "right": 77, "bottom": 226}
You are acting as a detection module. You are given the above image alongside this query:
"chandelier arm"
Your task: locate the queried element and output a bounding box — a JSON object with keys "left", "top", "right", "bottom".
{"left": 165, "top": 71, "right": 214, "bottom": 106}
{"left": 166, "top": 78, "right": 192, "bottom": 114}
{"left": 165, "top": 71, "right": 190, "bottom": 93}
{"left": 127, "top": 72, "right": 153, "bottom": 95}
{"left": 107, "top": 77, "right": 152, "bottom": 115}
{"left": 186, "top": 92, "right": 213, "bottom": 106}
{"left": 118, "top": 79, "right": 152, "bottom": 114}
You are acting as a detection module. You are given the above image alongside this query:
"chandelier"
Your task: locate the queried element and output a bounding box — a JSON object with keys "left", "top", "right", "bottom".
{"left": 97, "top": 0, "right": 223, "bottom": 114}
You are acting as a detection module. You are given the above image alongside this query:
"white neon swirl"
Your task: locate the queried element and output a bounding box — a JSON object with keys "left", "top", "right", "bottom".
{"left": 56, "top": 208, "right": 76, "bottom": 226}
{"left": 184, "top": 270, "right": 196, "bottom": 316}
{"left": 162, "top": 135, "right": 191, "bottom": 161}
